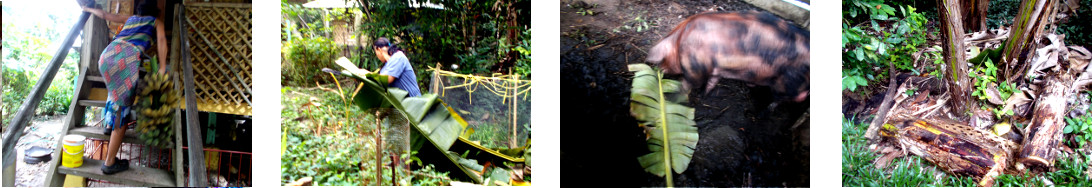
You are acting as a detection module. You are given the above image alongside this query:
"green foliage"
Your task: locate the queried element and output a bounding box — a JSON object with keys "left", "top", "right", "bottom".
{"left": 1057, "top": 0, "right": 1092, "bottom": 47}
{"left": 2, "top": 10, "right": 81, "bottom": 124}
{"left": 613, "top": 15, "right": 659, "bottom": 33}
{"left": 282, "top": 37, "right": 341, "bottom": 86}
{"left": 1064, "top": 105, "right": 1092, "bottom": 148}
{"left": 628, "top": 64, "right": 699, "bottom": 186}
{"left": 968, "top": 58, "right": 1018, "bottom": 118}
{"left": 985, "top": 0, "right": 1020, "bottom": 30}
{"left": 844, "top": 0, "right": 899, "bottom": 21}
{"left": 281, "top": 86, "right": 451, "bottom": 186}
{"left": 354, "top": 0, "right": 530, "bottom": 79}
{"left": 842, "top": 2, "right": 928, "bottom": 93}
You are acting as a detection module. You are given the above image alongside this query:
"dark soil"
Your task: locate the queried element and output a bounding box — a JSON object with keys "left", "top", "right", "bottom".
{"left": 560, "top": 0, "right": 809, "bottom": 186}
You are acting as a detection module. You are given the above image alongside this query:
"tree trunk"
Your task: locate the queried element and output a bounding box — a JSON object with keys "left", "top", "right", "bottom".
{"left": 937, "top": 0, "right": 973, "bottom": 115}
{"left": 1020, "top": 76, "right": 1068, "bottom": 171}
{"left": 884, "top": 118, "right": 1016, "bottom": 186}
{"left": 962, "top": 0, "right": 991, "bottom": 32}
{"left": 1003, "top": 0, "right": 1058, "bottom": 82}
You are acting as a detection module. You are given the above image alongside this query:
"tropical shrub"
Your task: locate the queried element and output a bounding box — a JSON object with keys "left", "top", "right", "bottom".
{"left": 842, "top": 0, "right": 928, "bottom": 94}
{"left": 283, "top": 37, "right": 341, "bottom": 86}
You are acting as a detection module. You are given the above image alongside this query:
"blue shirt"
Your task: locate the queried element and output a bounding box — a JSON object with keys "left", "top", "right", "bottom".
{"left": 379, "top": 52, "right": 422, "bottom": 97}
{"left": 115, "top": 16, "right": 157, "bottom": 51}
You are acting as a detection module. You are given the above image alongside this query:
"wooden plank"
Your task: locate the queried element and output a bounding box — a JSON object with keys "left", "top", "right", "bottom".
{"left": 170, "top": 6, "right": 187, "bottom": 186}
{"left": 178, "top": 4, "right": 209, "bottom": 186}
{"left": 80, "top": 14, "right": 109, "bottom": 77}
{"left": 69, "top": 126, "right": 147, "bottom": 145}
{"left": 88, "top": 76, "right": 105, "bottom": 83}
{"left": 5, "top": 12, "right": 91, "bottom": 187}
{"left": 57, "top": 157, "right": 175, "bottom": 187}
{"left": 741, "top": 0, "right": 809, "bottom": 29}
{"left": 78, "top": 100, "right": 107, "bottom": 107}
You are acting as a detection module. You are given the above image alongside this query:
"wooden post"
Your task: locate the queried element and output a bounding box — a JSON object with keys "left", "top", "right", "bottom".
{"left": 741, "top": 0, "right": 810, "bottom": 29}
{"left": 1020, "top": 77, "right": 1068, "bottom": 170}
{"left": 178, "top": 5, "right": 209, "bottom": 186}
{"left": 169, "top": 9, "right": 188, "bottom": 185}
{"left": 936, "top": 0, "right": 973, "bottom": 115}
{"left": 5, "top": 12, "right": 89, "bottom": 187}
{"left": 512, "top": 72, "right": 519, "bottom": 148}
{"left": 375, "top": 110, "right": 384, "bottom": 186}
{"left": 81, "top": 10, "right": 110, "bottom": 76}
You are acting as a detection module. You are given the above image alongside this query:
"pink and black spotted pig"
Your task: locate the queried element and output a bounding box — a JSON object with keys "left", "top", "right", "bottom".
{"left": 647, "top": 11, "right": 810, "bottom": 102}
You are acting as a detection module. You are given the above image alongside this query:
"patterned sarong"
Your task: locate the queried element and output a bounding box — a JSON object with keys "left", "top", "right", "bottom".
{"left": 99, "top": 40, "right": 141, "bottom": 128}
{"left": 99, "top": 16, "right": 156, "bottom": 129}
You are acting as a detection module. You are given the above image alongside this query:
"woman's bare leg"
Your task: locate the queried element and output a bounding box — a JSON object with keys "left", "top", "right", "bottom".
{"left": 104, "top": 116, "right": 127, "bottom": 166}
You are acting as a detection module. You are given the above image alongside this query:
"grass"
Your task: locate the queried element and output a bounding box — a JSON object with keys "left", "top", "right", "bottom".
{"left": 841, "top": 116, "right": 1092, "bottom": 186}
{"left": 842, "top": 116, "right": 978, "bottom": 187}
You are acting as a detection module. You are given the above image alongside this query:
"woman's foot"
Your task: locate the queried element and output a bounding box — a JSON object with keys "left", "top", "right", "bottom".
{"left": 101, "top": 158, "right": 130, "bottom": 175}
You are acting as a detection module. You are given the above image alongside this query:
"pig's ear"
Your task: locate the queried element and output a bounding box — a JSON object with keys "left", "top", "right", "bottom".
{"left": 646, "top": 39, "right": 674, "bottom": 63}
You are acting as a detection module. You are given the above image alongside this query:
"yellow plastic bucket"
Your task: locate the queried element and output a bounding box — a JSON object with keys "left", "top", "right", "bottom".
{"left": 62, "top": 135, "right": 86, "bottom": 168}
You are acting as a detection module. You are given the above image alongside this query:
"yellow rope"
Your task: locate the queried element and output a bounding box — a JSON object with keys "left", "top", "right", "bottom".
{"left": 428, "top": 67, "right": 532, "bottom": 104}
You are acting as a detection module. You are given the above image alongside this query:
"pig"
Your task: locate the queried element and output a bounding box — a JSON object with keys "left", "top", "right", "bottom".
{"left": 646, "top": 11, "right": 810, "bottom": 102}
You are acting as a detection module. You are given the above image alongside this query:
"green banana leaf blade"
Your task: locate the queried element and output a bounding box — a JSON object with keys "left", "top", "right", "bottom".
{"left": 628, "top": 64, "right": 699, "bottom": 178}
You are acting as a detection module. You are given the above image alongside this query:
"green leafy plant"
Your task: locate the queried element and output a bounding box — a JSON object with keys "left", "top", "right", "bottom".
{"left": 1064, "top": 107, "right": 1092, "bottom": 148}
{"left": 968, "top": 57, "right": 1019, "bottom": 118}
{"left": 842, "top": 2, "right": 927, "bottom": 93}
{"left": 627, "top": 64, "right": 699, "bottom": 186}
{"left": 282, "top": 37, "right": 341, "bottom": 86}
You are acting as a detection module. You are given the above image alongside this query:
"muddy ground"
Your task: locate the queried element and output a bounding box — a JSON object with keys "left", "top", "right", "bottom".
{"left": 559, "top": 0, "right": 810, "bottom": 186}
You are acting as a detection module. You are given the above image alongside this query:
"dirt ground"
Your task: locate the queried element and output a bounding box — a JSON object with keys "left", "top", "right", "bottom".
{"left": 560, "top": 0, "right": 810, "bottom": 186}
{"left": 13, "top": 116, "right": 65, "bottom": 187}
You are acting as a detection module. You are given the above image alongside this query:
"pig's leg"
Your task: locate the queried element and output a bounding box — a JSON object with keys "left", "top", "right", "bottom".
{"left": 704, "top": 69, "right": 721, "bottom": 95}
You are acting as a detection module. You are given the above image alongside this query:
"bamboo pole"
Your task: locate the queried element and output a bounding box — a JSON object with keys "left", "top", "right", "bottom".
{"left": 511, "top": 71, "right": 519, "bottom": 148}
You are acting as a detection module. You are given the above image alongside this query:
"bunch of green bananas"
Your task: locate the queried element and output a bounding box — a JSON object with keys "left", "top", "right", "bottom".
{"left": 134, "top": 70, "right": 178, "bottom": 148}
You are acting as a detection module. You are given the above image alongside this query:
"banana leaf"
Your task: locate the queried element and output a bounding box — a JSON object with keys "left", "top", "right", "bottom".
{"left": 329, "top": 62, "right": 476, "bottom": 182}
{"left": 628, "top": 64, "right": 699, "bottom": 186}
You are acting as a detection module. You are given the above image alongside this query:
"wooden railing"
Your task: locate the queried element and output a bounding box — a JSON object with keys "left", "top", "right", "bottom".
{"left": 1, "top": 12, "right": 91, "bottom": 187}
{"left": 176, "top": 4, "right": 209, "bottom": 186}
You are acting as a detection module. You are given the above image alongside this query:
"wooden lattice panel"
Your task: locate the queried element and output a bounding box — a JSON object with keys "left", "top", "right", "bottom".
{"left": 185, "top": 3, "right": 252, "bottom": 115}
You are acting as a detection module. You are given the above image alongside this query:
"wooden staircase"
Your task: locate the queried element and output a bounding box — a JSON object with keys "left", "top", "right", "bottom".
{"left": 3, "top": 3, "right": 212, "bottom": 187}
{"left": 39, "top": 10, "right": 186, "bottom": 187}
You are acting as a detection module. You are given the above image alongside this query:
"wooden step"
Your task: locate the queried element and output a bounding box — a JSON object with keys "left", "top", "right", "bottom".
{"left": 69, "top": 126, "right": 147, "bottom": 145}
{"left": 88, "top": 75, "right": 105, "bottom": 83}
{"left": 57, "top": 157, "right": 175, "bottom": 187}
{"left": 78, "top": 100, "right": 106, "bottom": 107}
